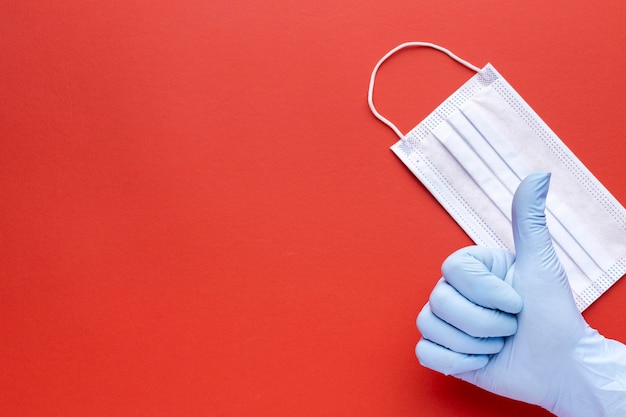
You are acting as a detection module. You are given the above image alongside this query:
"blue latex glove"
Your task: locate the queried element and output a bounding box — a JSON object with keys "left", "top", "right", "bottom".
{"left": 416, "top": 173, "right": 626, "bottom": 416}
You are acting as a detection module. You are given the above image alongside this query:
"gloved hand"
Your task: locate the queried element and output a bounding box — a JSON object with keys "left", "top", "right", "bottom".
{"left": 416, "top": 172, "right": 626, "bottom": 416}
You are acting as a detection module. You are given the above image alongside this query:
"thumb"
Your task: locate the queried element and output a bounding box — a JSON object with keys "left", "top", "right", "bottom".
{"left": 511, "top": 174, "right": 586, "bottom": 338}
{"left": 511, "top": 172, "right": 565, "bottom": 283}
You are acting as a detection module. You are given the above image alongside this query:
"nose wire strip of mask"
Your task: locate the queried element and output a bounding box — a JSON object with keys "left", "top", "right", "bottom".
{"left": 434, "top": 106, "right": 610, "bottom": 287}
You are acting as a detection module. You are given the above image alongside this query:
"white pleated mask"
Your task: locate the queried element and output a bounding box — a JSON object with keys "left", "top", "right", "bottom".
{"left": 368, "top": 42, "right": 626, "bottom": 311}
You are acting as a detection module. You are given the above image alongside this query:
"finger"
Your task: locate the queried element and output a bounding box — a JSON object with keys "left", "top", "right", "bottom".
{"left": 417, "top": 303, "right": 505, "bottom": 354}
{"left": 511, "top": 172, "right": 583, "bottom": 325}
{"left": 429, "top": 279, "right": 518, "bottom": 338}
{"left": 416, "top": 338, "right": 488, "bottom": 376}
{"left": 511, "top": 172, "right": 563, "bottom": 280}
{"left": 442, "top": 246, "right": 522, "bottom": 314}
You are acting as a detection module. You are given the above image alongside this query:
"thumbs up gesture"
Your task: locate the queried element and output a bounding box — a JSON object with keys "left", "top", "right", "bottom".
{"left": 416, "top": 173, "right": 626, "bottom": 416}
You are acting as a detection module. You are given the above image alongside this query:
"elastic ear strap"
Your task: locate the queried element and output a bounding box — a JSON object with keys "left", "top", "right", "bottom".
{"left": 367, "top": 42, "right": 481, "bottom": 140}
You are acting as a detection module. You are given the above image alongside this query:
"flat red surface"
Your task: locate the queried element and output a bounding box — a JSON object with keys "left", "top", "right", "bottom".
{"left": 2, "top": 1, "right": 626, "bottom": 416}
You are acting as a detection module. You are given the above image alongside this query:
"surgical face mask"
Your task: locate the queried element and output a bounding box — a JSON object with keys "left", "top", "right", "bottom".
{"left": 368, "top": 42, "right": 626, "bottom": 311}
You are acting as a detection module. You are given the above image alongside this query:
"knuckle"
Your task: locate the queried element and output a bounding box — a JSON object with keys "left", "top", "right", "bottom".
{"left": 416, "top": 304, "right": 430, "bottom": 332}
{"left": 428, "top": 282, "right": 446, "bottom": 307}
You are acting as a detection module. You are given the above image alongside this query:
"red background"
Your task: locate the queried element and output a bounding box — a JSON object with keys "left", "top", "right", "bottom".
{"left": 2, "top": 1, "right": 626, "bottom": 416}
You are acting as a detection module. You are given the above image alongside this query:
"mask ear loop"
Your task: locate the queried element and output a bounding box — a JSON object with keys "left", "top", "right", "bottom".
{"left": 367, "top": 42, "right": 482, "bottom": 141}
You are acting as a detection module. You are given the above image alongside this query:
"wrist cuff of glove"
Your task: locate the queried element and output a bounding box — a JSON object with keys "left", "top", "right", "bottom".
{"left": 550, "top": 329, "right": 626, "bottom": 417}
